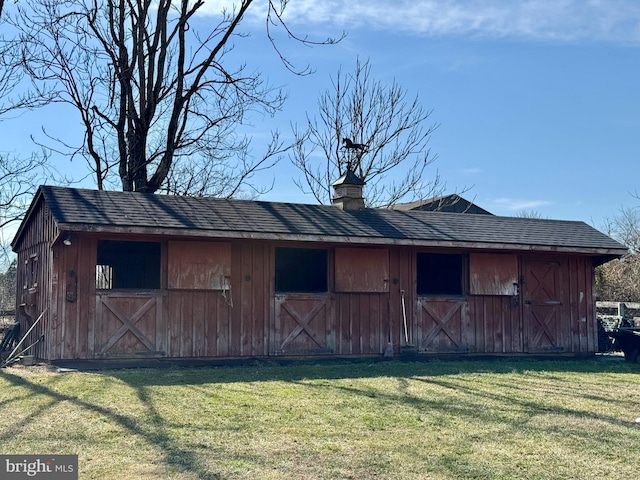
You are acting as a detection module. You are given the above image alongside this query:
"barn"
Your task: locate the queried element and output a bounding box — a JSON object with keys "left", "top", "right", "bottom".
{"left": 11, "top": 175, "right": 627, "bottom": 362}
{"left": 389, "top": 194, "right": 494, "bottom": 215}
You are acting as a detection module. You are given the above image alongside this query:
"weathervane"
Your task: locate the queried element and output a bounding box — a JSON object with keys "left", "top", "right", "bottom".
{"left": 341, "top": 137, "right": 368, "bottom": 173}
{"left": 342, "top": 137, "right": 368, "bottom": 152}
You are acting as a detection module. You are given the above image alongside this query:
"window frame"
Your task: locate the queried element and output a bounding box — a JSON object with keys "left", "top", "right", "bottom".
{"left": 24, "top": 253, "right": 39, "bottom": 292}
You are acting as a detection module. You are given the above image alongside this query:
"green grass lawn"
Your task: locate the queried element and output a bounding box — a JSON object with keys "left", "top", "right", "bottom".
{"left": 1, "top": 358, "right": 639, "bottom": 479}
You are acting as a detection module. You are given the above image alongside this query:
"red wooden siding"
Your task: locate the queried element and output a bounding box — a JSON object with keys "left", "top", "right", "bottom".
{"left": 416, "top": 298, "right": 470, "bottom": 353}
{"left": 333, "top": 248, "right": 391, "bottom": 354}
{"left": 167, "top": 241, "right": 231, "bottom": 290}
{"left": 165, "top": 290, "right": 231, "bottom": 357}
{"left": 58, "top": 236, "right": 96, "bottom": 359}
{"left": 12, "top": 212, "right": 601, "bottom": 361}
{"left": 13, "top": 199, "right": 57, "bottom": 360}
{"left": 335, "top": 248, "right": 390, "bottom": 293}
{"left": 95, "top": 292, "right": 163, "bottom": 357}
{"left": 470, "top": 253, "right": 519, "bottom": 295}
{"left": 335, "top": 293, "right": 388, "bottom": 355}
{"left": 523, "top": 258, "right": 564, "bottom": 352}
{"left": 566, "top": 256, "right": 597, "bottom": 352}
{"left": 235, "top": 242, "right": 271, "bottom": 357}
{"left": 388, "top": 249, "right": 414, "bottom": 350}
{"left": 411, "top": 256, "right": 595, "bottom": 355}
{"left": 522, "top": 256, "right": 596, "bottom": 354}
{"left": 468, "top": 296, "right": 522, "bottom": 353}
{"left": 163, "top": 242, "right": 271, "bottom": 358}
{"left": 275, "top": 294, "right": 334, "bottom": 355}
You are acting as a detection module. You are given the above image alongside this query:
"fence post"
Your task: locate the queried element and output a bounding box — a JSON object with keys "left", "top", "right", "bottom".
{"left": 618, "top": 302, "right": 626, "bottom": 318}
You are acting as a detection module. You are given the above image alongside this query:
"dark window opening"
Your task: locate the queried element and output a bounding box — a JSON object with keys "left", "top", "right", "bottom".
{"left": 96, "top": 241, "right": 161, "bottom": 289}
{"left": 417, "top": 253, "right": 464, "bottom": 296}
{"left": 24, "top": 254, "right": 39, "bottom": 290}
{"left": 275, "top": 247, "right": 328, "bottom": 293}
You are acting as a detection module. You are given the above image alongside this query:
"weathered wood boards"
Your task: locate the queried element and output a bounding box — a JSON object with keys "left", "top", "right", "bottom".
{"left": 11, "top": 187, "right": 611, "bottom": 361}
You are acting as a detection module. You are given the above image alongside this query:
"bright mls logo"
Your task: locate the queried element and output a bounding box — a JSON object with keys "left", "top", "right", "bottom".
{"left": 1, "top": 455, "right": 78, "bottom": 479}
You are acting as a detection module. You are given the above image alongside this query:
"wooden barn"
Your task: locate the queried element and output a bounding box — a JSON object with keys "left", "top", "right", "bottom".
{"left": 11, "top": 177, "right": 627, "bottom": 362}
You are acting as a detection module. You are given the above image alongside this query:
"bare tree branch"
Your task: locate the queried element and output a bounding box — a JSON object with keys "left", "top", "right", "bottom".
{"left": 596, "top": 205, "right": 640, "bottom": 301}
{"left": 3, "top": 0, "right": 338, "bottom": 196}
{"left": 265, "top": 0, "right": 346, "bottom": 75}
{"left": 290, "top": 57, "right": 444, "bottom": 208}
{"left": 0, "top": 149, "right": 68, "bottom": 265}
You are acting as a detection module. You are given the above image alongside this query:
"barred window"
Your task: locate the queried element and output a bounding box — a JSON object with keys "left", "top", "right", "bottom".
{"left": 96, "top": 241, "right": 161, "bottom": 290}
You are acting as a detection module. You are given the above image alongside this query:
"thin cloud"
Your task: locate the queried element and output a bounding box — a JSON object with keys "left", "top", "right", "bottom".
{"left": 198, "top": 0, "right": 640, "bottom": 45}
{"left": 491, "top": 198, "right": 551, "bottom": 211}
{"left": 448, "top": 167, "right": 482, "bottom": 176}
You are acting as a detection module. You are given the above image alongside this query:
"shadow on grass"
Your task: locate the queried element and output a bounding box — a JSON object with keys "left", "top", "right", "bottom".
{"left": 96, "top": 356, "right": 639, "bottom": 388}
{"left": 2, "top": 358, "right": 638, "bottom": 479}
{"left": 0, "top": 369, "right": 222, "bottom": 480}
{"left": 111, "top": 357, "right": 640, "bottom": 463}
{"left": 286, "top": 368, "right": 638, "bottom": 432}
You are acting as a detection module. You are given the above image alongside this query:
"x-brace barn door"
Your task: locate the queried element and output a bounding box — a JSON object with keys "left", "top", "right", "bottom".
{"left": 417, "top": 299, "right": 469, "bottom": 353}
{"left": 523, "top": 259, "right": 564, "bottom": 353}
{"left": 95, "top": 292, "right": 165, "bottom": 358}
{"left": 274, "top": 294, "right": 334, "bottom": 355}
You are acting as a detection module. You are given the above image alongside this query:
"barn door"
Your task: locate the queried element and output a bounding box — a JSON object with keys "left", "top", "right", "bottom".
{"left": 274, "top": 294, "right": 334, "bottom": 355}
{"left": 95, "top": 292, "right": 165, "bottom": 358}
{"left": 523, "top": 260, "right": 564, "bottom": 353}
{"left": 417, "top": 299, "right": 469, "bottom": 353}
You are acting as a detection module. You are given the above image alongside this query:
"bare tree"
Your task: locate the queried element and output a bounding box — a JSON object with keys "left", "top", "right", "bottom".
{"left": 0, "top": 154, "right": 46, "bottom": 231}
{"left": 515, "top": 210, "right": 548, "bottom": 219}
{"left": 0, "top": 7, "right": 53, "bottom": 116}
{"left": 0, "top": 4, "right": 61, "bottom": 268}
{"left": 602, "top": 206, "right": 640, "bottom": 253}
{"left": 596, "top": 255, "right": 640, "bottom": 302}
{"left": 5, "top": 0, "right": 340, "bottom": 196}
{"left": 0, "top": 151, "right": 60, "bottom": 265}
{"left": 290, "top": 57, "right": 442, "bottom": 208}
{"left": 596, "top": 206, "right": 640, "bottom": 301}
{"left": 0, "top": 259, "right": 16, "bottom": 312}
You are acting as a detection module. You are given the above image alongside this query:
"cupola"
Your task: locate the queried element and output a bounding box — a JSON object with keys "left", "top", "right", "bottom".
{"left": 331, "top": 169, "right": 366, "bottom": 211}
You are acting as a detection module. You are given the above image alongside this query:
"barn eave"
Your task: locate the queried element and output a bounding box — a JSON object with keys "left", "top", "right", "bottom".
{"left": 55, "top": 221, "right": 628, "bottom": 259}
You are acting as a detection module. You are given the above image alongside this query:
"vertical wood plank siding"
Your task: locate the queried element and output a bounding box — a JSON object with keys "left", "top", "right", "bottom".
{"left": 14, "top": 218, "right": 600, "bottom": 360}
{"left": 236, "top": 242, "right": 271, "bottom": 357}
{"left": 334, "top": 293, "right": 388, "bottom": 355}
{"left": 468, "top": 296, "right": 523, "bottom": 353}
{"left": 165, "top": 290, "right": 231, "bottom": 357}
{"left": 389, "top": 249, "right": 413, "bottom": 350}
{"left": 13, "top": 199, "right": 57, "bottom": 360}
{"left": 164, "top": 241, "right": 270, "bottom": 358}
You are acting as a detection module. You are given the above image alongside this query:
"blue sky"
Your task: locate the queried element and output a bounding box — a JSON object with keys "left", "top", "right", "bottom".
{"left": 2, "top": 0, "right": 639, "bottom": 227}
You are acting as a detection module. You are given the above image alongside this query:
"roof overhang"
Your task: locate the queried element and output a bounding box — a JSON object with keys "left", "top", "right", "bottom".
{"left": 56, "top": 222, "right": 629, "bottom": 258}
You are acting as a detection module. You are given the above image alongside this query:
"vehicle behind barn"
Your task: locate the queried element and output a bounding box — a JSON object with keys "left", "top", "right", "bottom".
{"left": 611, "top": 327, "right": 640, "bottom": 362}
